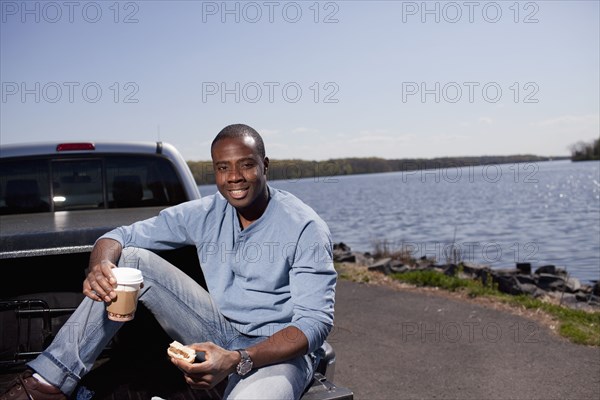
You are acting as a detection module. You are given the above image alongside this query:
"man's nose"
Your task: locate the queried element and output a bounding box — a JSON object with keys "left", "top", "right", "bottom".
{"left": 227, "top": 167, "right": 243, "bottom": 182}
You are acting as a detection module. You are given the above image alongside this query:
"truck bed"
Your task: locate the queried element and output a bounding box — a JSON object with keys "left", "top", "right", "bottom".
{"left": 0, "top": 207, "right": 165, "bottom": 259}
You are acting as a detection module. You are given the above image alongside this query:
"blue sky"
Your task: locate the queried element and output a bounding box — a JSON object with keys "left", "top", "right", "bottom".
{"left": 1, "top": 0, "right": 599, "bottom": 161}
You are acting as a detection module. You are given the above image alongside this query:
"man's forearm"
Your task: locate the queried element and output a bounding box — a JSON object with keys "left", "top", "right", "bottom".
{"left": 83, "top": 238, "right": 123, "bottom": 301}
{"left": 246, "top": 326, "right": 308, "bottom": 370}
{"left": 89, "top": 238, "right": 123, "bottom": 269}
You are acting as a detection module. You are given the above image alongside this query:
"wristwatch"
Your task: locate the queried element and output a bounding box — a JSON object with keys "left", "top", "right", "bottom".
{"left": 236, "top": 349, "right": 253, "bottom": 376}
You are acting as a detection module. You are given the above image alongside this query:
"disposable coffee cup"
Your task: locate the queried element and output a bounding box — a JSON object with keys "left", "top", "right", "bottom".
{"left": 106, "top": 268, "right": 143, "bottom": 322}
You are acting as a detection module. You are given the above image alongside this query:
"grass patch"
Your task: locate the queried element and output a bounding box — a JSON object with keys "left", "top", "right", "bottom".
{"left": 505, "top": 295, "right": 600, "bottom": 346}
{"left": 335, "top": 262, "right": 371, "bottom": 284}
{"left": 388, "top": 269, "right": 600, "bottom": 346}
{"left": 390, "top": 269, "right": 499, "bottom": 298}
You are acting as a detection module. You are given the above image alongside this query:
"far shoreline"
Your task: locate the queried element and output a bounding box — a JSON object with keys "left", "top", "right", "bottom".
{"left": 189, "top": 154, "right": 570, "bottom": 185}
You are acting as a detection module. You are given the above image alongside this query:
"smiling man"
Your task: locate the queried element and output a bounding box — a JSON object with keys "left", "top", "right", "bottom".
{"left": 1, "top": 124, "right": 337, "bottom": 400}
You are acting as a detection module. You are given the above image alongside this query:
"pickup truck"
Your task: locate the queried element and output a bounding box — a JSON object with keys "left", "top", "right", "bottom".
{"left": 0, "top": 141, "right": 352, "bottom": 399}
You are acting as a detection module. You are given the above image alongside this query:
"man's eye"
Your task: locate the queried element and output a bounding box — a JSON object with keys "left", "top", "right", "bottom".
{"left": 242, "top": 163, "right": 255, "bottom": 169}
{"left": 217, "top": 166, "right": 228, "bottom": 171}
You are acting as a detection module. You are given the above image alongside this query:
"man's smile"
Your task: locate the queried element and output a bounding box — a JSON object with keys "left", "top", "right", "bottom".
{"left": 228, "top": 188, "right": 249, "bottom": 199}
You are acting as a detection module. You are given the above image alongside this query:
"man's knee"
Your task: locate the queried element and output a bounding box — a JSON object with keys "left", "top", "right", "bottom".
{"left": 117, "top": 247, "right": 179, "bottom": 282}
{"left": 118, "top": 246, "right": 141, "bottom": 268}
{"left": 118, "top": 247, "right": 151, "bottom": 269}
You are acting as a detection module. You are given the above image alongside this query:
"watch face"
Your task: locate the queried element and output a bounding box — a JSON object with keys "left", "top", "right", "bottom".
{"left": 237, "top": 359, "right": 252, "bottom": 376}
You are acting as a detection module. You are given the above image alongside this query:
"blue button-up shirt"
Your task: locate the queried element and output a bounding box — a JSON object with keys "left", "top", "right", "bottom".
{"left": 101, "top": 186, "right": 336, "bottom": 353}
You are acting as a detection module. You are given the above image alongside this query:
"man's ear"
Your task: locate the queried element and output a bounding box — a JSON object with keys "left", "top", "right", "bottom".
{"left": 263, "top": 157, "right": 269, "bottom": 173}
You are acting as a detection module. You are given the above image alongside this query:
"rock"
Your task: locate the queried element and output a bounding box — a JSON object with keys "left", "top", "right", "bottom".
{"left": 535, "top": 265, "right": 556, "bottom": 275}
{"left": 512, "top": 274, "right": 547, "bottom": 296}
{"left": 535, "top": 274, "right": 581, "bottom": 293}
{"left": 575, "top": 290, "right": 590, "bottom": 302}
{"left": 389, "top": 264, "right": 410, "bottom": 274}
{"left": 555, "top": 268, "right": 568, "bottom": 278}
{"left": 516, "top": 263, "right": 532, "bottom": 275}
{"left": 515, "top": 275, "right": 536, "bottom": 285}
{"left": 333, "top": 242, "right": 355, "bottom": 263}
{"left": 579, "top": 284, "right": 593, "bottom": 294}
{"left": 565, "top": 277, "right": 581, "bottom": 293}
{"left": 592, "top": 282, "right": 600, "bottom": 296}
{"left": 440, "top": 264, "right": 458, "bottom": 276}
{"left": 415, "top": 258, "right": 433, "bottom": 269}
{"left": 461, "top": 262, "right": 486, "bottom": 276}
{"left": 333, "top": 242, "right": 351, "bottom": 252}
{"left": 368, "top": 258, "right": 392, "bottom": 274}
{"left": 494, "top": 268, "right": 520, "bottom": 276}
{"left": 461, "top": 263, "right": 492, "bottom": 285}
{"left": 493, "top": 274, "right": 543, "bottom": 296}
{"left": 492, "top": 274, "right": 519, "bottom": 295}
{"left": 518, "top": 283, "right": 541, "bottom": 296}
{"left": 336, "top": 253, "right": 356, "bottom": 263}
{"left": 536, "top": 274, "right": 565, "bottom": 291}
{"left": 388, "top": 260, "right": 405, "bottom": 273}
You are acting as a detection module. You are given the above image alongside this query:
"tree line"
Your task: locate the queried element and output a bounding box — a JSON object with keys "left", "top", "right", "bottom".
{"left": 187, "top": 155, "right": 563, "bottom": 185}
{"left": 570, "top": 139, "right": 600, "bottom": 161}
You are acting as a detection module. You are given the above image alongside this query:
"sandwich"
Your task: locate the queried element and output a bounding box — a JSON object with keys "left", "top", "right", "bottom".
{"left": 167, "top": 341, "right": 196, "bottom": 363}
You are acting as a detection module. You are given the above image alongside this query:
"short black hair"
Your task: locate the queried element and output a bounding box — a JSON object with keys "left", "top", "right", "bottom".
{"left": 211, "top": 124, "right": 266, "bottom": 159}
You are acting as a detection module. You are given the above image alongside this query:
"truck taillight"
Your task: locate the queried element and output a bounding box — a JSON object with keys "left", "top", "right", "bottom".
{"left": 56, "top": 143, "right": 95, "bottom": 151}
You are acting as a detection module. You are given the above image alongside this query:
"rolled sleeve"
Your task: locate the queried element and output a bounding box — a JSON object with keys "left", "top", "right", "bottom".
{"left": 98, "top": 202, "right": 196, "bottom": 250}
{"left": 288, "top": 221, "right": 337, "bottom": 353}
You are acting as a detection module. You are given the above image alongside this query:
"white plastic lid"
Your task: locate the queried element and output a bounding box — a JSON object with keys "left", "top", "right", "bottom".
{"left": 112, "top": 267, "right": 143, "bottom": 285}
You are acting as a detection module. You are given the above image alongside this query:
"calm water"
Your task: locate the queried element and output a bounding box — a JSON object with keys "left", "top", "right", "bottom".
{"left": 200, "top": 160, "right": 600, "bottom": 283}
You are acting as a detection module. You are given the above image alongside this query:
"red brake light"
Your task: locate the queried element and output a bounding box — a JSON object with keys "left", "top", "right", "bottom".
{"left": 56, "top": 143, "right": 95, "bottom": 151}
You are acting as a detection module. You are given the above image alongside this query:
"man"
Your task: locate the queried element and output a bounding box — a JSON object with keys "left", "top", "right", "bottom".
{"left": 1, "top": 124, "right": 337, "bottom": 400}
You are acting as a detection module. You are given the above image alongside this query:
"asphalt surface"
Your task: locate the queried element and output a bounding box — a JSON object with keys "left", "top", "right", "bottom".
{"left": 331, "top": 280, "right": 600, "bottom": 400}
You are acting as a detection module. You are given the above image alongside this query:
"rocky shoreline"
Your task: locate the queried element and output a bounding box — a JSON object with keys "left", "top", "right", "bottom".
{"left": 333, "top": 242, "right": 600, "bottom": 311}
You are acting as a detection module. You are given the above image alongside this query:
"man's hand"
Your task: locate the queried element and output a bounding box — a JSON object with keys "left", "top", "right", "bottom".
{"left": 170, "top": 342, "right": 240, "bottom": 390}
{"left": 83, "top": 238, "right": 123, "bottom": 302}
{"left": 83, "top": 259, "right": 118, "bottom": 302}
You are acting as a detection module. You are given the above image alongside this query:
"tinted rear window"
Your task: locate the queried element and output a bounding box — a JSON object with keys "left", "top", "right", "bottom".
{"left": 0, "top": 155, "right": 186, "bottom": 214}
{"left": 0, "top": 159, "right": 50, "bottom": 214}
{"left": 52, "top": 159, "right": 103, "bottom": 211}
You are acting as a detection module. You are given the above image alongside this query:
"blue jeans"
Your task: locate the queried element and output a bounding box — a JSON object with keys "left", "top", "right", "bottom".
{"left": 28, "top": 247, "right": 314, "bottom": 399}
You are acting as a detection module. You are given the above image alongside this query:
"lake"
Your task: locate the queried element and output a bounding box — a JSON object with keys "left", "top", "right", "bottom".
{"left": 200, "top": 160, "right": 600, "bottom": 283}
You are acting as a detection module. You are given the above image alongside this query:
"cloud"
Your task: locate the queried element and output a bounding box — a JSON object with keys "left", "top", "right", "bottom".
{"left": 478, "top": 117, "right": 493, "bottom": 125}
{"left": 532, "top": 114, "right": 599, "bottom": 127}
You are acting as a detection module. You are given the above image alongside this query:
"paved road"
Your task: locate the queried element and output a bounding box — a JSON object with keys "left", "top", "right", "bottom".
{"left": 331, "top": 280, "right": 600, "bottom": 400}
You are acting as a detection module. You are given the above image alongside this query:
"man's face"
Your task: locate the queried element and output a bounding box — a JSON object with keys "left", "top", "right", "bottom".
{"left": 212, "top": 136, "right": 269, "bottom": 212}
